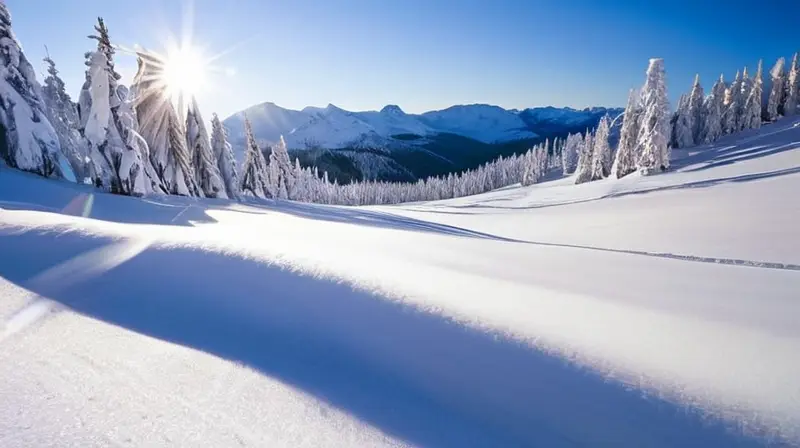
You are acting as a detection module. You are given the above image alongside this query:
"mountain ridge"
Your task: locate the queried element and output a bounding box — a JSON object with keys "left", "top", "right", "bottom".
{"left": 223, "top": 102, "right": 622, "bottom": 183}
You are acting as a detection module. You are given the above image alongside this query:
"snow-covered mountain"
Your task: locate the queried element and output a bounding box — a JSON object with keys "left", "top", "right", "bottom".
{"left": 223, "top": 102, "right": 621, "bottom": 153}
{"left": 419, "top": 104, "right": 535, "bottom": 143}
{"left": 223, "top": 102, "right": 621, "bottom": 184}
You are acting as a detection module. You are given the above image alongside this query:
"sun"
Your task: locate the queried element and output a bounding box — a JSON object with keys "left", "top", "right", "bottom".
{"left": 161, "top": 44, "right": 208, "bottom": 103}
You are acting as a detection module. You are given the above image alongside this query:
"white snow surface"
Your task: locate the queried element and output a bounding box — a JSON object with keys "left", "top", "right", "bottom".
{"left": 1, "top": 118, "right": 800, "bottom": 447}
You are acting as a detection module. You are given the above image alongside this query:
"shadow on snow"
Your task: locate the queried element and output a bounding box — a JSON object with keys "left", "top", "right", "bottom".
{"left": 0, "top": 229, "right": 770, "bottom": 448}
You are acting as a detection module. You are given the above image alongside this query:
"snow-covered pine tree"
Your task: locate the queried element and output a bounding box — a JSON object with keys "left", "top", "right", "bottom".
{"left": 742, "top": 60, "right": 763, "bottom": 130}
{"left": 186, "top": 98, "right": 226, "bottom": 198}
{"left": 132, "top": 50, "right": 199, "bottom": 196}
{"left": 673, "top": 94, "right": 694, "bottom": 148}
{"left": 766, "top": 57, "right": 786, "bottom": 121}
{"left": 703, "top": 75, "right": 726, "bottom": 144}
{"left": 269, "top": 135, "right": 293, "bottom": 199}
{"left": 724, "top": 70, "right": 742, "bottom": 134}
{"left": 0, "top": 1, "right": 71, "bottom": 180}
{"left": 613, "top": 88, "right": 641, "bottom": 178}
{"left": 687, "top": 74, "right": 706, "bottom": 143}
{"left": 239, "top": 116, "right": 269, "bottom": 198}
{"left": 41, "top": 52, "right": 88, "bottom": 181}
{"left": 561, "top": 132, "right": 579, "bottom": 175}
{"left": 210, "top": 113, "right": 239, "bottom": 199}
{"left": 574, "top": 129, "right": 594, "bottom": 184}
{"left": 637, "top": 58, "right": 671, "bottom": 174}
{"left": 785, "top": 53, "right": 800, "bottom": 117}
{"left": 536, "top": 143, "right": 547, "bottom": 181}
{"left": 738, "top": 66, "right": 752, "bottom": 131}
{"left": 77, "top": 18, "right": 157, "bottom": 195}
{"left": 590, "top": 115, "right": 611, "bottom": 180}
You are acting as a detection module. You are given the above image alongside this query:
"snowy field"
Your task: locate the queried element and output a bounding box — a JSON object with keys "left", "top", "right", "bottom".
{"left": 1, "top": 118, "right": 799, "bottom": 447}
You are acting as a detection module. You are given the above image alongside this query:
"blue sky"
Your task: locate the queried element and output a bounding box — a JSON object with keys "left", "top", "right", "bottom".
{"left": 7, "top": 0, "right": 800, "bottom": 119}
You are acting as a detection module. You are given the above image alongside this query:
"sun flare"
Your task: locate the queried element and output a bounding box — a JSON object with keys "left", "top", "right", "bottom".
{"left": 161, "top": 44, "right": 208, "bottom": 103}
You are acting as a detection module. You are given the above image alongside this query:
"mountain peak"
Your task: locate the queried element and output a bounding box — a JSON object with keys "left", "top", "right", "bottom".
{"left": 380, "top": 104, "right": 405, "bottom": 115}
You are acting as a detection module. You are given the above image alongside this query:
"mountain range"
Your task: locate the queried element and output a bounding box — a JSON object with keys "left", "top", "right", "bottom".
{"left": 223, "top": 102, "right": 622, "bottom": 183}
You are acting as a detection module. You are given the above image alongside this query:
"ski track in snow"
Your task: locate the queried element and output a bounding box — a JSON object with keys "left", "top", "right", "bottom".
{"left": 1, "top": 118, "right": 800, "bottom": 447}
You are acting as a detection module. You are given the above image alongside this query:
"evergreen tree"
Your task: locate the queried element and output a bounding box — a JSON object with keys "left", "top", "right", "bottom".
{"left": 239, "top": 116, "right": 269, "bottom": 198}
{"left": 0, "top": 1, "right": 71, "bottom": 180}
{"left": 673, "top": 94, "right": 694, "bottom": 148}
{"left": 785, "top": 53, "right": 800, "bottom": 117}
{"left": 738, "top": 66, "right": 752, "bottom": 131}
{"left": 703, "top": 75, "right": 726, "bottom": 143}
{"left": 614, "top": 89, "right": 641, "bottom": 178}
{"left": 590, "top": 115, "right": 611, "bottom": 180}
{"left": 210, "top": 113, "right": 240, "bottom": 199}
{"left": 766, "top": 57, "right": 786, "bottom": 121}
{"left": 269, "top": 135, "right": 293, "bottom": 199}
{"left": 186, "top": 98, "right": 226, "bottom": 198}
{"left": 78, "top": 18, "right": 157, "bottom": 195}
{"left": 742, "top": 60, "right": 763, "bottom": 130}
{"left": 561, "top": 132, "right": 580, "bottom": 175}
{"left": 724, "top": 70, "right": 742, "bottom": 134}
{"left": 41, "top": 52, "right": 89, "bottom": 181}
{"left": 574, "top": 130, "right": 594, "bottom": 184}
{"left": 637, "top": 58, "right": 670, "bottom": 174}
{"left": 687, "top": 74, "right": 706, "bottom": 142}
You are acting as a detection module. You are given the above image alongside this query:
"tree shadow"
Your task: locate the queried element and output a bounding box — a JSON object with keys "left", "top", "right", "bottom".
{"left": 0, "top": 229, "right": 774, "bottom": 447}
{"left": 673, "top": 141, "right": 800, "bottom": 173}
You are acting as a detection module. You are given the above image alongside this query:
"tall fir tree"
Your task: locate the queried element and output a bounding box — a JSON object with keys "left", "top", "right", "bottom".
{"left": 724, "top": 70, "right": 742, "bottom": 134}
{"left": 742, "top": 60, "right": 763, "bottom": 131}
{"left": 687, "top": 74, "right": 706, "bottom": 143}
{"left": 0, "top": 1, "right": 71, "bottom": 179}
{"left": 41, "top": 52, "right": 89, "bottom": 181}
{"left": 239, "top": 116, "right": 269, "bottom": 198}
{"left": 590, "top": 115, "right": 612, "bottom": 180}
{"left": 766, "top": 57, "right": 786, "bottom": 122}
{"left": 210, "top": 113, "right": 240, "bottom": 199}
{"left": 673, "top": 94, "right": 694, "bottom": 148}
{"left": 785, "top": 53, "right": 800, "bottom": 117}
{"left": 574, "top": 129, "right": 594, "bottom": 184}
{"left": 738, "top": 66, "right": 752, "bottom": 131}
{"left": 560, "top": 132, "right": 580, "bottom": 175}
{"left": 637, "top": 58, "right": 670, "bottom": 174}
{"left": 614, "top": 89, "right": 642, "bottom": 178}
{"left": 186, "top": 98, "right": 226, "bottom": 198}
{"left": 78, "top": 18, "right": 156, "bottom": 195}
{"left": 703, "top": 75, "right": 726, "bottom": 143}
{"left": 269, "top": 135, "right": 293, "bottom": 199}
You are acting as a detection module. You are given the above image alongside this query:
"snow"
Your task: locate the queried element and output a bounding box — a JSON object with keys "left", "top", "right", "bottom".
{"left": 419, "top": 103, "right": 537, "bottom": 143}
{"left": 1, "top": 117, "right": 800, "bottom": 446}
{"left": 223, "top": 102, "right": 547, "bottom": 157}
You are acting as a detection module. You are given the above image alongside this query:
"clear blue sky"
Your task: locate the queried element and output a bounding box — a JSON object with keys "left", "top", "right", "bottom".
{"left": 7, "top": 0, "right": 800, "bottom": 119}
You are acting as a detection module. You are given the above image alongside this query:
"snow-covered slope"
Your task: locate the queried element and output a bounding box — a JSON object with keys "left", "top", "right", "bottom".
{"left": 419, "top": 104, "right": 536, "bottom": 143}
{"left": 225, "top": 101, "right": 310, "bottom": 144}
{"left": 357, "top": 105, "right": 436, "bottom": 137}
{"left": 226, "top": 102, "right": 615, "bottom": 153}
{"left": 284, "top": 104, "right": 384, "bottom": 150}
{"left": 2, "top": 118, "right": 799, "bottom": 447}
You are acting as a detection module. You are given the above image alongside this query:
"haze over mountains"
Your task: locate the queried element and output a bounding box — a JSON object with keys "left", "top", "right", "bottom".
{"left": 223, "top": 102, "right": 622, "bottom": 182}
